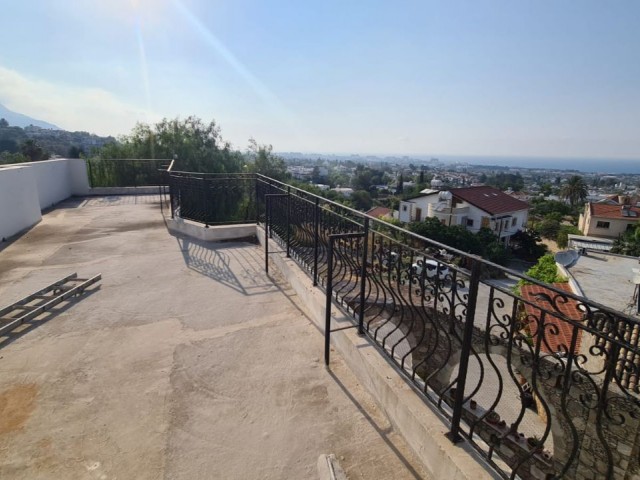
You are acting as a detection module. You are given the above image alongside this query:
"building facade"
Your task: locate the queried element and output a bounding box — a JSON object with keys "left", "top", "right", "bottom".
{"left": 398, "top": 186, "right": 529, "bottom": 244}
{"left": 578, "top": 203, "right": 640, "bottom": 239}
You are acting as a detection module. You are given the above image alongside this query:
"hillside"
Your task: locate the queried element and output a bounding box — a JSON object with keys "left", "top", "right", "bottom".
{"left": 0, "top": 103, "right": 60, "bottom": 129}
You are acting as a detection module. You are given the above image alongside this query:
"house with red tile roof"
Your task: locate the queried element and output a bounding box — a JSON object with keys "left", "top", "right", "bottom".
{"left": 398, "top": 186, "right": 529, "bottom": 244}
{"left": 365, "top": 206, "right": 393, "bottom": 220}
{"left": 578, "top": 202, "right": 640, "bottom": 239}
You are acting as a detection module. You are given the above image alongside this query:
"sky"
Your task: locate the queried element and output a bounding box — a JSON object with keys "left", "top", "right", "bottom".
{"left": 0, "top": 0, "right": 639, "bottom": 160}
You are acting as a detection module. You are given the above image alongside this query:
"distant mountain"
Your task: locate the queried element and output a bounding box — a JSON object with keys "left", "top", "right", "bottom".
{"left": 0, "top": 103, "right": 60, "bottom": 130}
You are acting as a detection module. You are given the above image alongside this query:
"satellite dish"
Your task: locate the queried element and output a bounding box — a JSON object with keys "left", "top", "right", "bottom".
{"left": 555, "top": 250, "right": 579, "bottom": 268}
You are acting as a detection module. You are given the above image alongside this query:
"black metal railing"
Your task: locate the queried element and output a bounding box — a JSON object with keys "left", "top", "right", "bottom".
{"left": 87, "top": 158, "right": 172, "bottom": 187}
{"left": 168, "top": 171, "right": 256, "bottom": 226}
{"left": 175, "top": 172, "right": 640, "bottom": 479}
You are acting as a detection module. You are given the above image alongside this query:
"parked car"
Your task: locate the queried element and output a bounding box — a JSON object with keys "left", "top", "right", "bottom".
{"left": 411, "top": 259, "right": 449, "bottom": 280}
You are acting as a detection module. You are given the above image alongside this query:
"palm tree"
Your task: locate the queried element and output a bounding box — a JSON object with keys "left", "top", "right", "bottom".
{"left": 560, "top": 175, "right": 588, "bottom": 208}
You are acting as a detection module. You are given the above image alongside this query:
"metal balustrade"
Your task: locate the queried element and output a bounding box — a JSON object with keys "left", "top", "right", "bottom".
{"left": 171, "top": 171, "right": 640, "bottom": 479}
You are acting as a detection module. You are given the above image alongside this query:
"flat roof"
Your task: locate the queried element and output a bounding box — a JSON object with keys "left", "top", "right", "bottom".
{"left": 0, "top": 195, "right": 428, "bottom": 480}
{"left": 567, "top": 251, "right": 640, "bottom": 317}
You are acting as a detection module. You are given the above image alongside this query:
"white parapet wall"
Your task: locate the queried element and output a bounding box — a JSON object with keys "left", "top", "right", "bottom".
{"left": 0, "top": 159, "right": 90, "bottom": 241}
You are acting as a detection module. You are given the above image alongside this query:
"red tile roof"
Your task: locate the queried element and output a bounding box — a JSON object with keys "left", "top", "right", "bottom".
{"left": 450, "top": 186, "right": 529, "bottom": 215}
{"left": 366, "top": 206, "right": 392, "bottom": 218}
{"left": 520, "top": 283, "right": 584, "bottom": 355}
{"left": 590, "top": 203, "right": 640, "bottom": 220}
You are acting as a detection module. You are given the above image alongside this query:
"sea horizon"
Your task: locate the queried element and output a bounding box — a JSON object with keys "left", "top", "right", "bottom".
{"left": 433, "top": 155, "right": 640, "bottom": 174}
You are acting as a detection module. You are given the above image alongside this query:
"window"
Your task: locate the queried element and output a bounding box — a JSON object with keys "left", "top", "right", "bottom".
{"left": 627, "top": 223, "right": 636, "bottom": 231}
{"left": 596, "top": 221, "right": 610, "bottom": 229}
{"left": 466, "top": 219, "right": 474, "bottom": 227}
{"left": 402, "top": 205, "right": 407, "bottom": 212}
{"left": 512, "top": 217, "right": 517, "bottom": 227}
{"left": 481, "top": 216, "right": 490, "bottom": 228}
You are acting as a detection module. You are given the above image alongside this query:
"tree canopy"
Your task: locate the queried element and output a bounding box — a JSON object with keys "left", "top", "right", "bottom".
{"left": 560, "top": 175, "right": 588, "bottom": 208}
{"left": 98, "top": 116, "right": 244, "bottom": 173}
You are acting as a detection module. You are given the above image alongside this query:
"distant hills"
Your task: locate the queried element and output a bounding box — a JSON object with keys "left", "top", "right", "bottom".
{"left": 0, "top": 103, "right": 60, "bottom": 130}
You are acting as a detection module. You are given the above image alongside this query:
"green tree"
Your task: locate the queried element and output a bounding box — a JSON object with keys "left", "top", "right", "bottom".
{"left": 246, "top": 138, "right": 288, "bottom": 180}
{"left": 349, "top": 190, "right": 373, "bottom": 211}
{"left": 510, "top": 230, "right": 548, "bottom": 262}
{"left": 68, "top": 145, "right": 84, "bottom": 158}
{"left": 611, "top": 225, "right": 640, "bottom": 257}
{"left": 537, "top": 217, "right": 561, "bottom": 239}
{"left": 20, "top": 139, "right": 48, "bottom": 161}
{"left": 0, "top": 151, "right": 28, "bottom": 165}
{"left": 560, "top": 175, "right": 588, "bottom": 208}
{"left": 98, "top": 116, "right": 243, "bottom": 173}
{"left": 520, "top": 254, "right": 566, "bottom": 286}
{"left": 556, "top": 225, "right": 581, "bottom": 249}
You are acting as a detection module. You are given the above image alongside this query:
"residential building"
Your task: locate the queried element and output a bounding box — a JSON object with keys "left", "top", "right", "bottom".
{"left": 578, "top": 203, "right": 640, "bottom": 239}
{"left": 398, "top": 186, "right": 529, "bottom": 244}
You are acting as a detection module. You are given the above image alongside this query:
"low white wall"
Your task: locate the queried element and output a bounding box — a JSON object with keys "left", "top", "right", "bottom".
{"left": 0, "top": 166, "right": 42, "bottom": 241}
{"left": 0, "top": 158, "right": 90, "bottom": 240}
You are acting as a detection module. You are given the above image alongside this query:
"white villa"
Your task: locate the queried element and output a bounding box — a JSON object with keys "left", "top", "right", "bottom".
{"left": 398, "top": 186, "right": 530, "bottom": 245}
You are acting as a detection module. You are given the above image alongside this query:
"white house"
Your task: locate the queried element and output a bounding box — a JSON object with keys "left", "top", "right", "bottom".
{"left": 398, "top": 186, "right": 529, "bottom": 244}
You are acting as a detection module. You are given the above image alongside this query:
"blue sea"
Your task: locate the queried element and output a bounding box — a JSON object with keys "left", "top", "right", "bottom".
{"left": 430, "top": 155, "right": 640, "bottom": 174}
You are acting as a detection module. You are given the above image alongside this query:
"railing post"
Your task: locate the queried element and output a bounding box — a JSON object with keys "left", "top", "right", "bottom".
{"left": 358, "top": 218, "right": 369, "bottom": 335}
{"left": 325, "top": 236, "right": 335, "bottom": 366}
{"left": 286, "top": 186, "right": 291, "bottom": 258}
{"left": 202, "top": 176, "right": 209, "bottom": 228}
{"left": 313, "top": 197, "right": 319, "bottom": 286}
{"left": 265, "top": 195, "right": 270, "bottom": 274}
{"left": 169, "top": 177, "right": 175, "bottom": 219}
{"left": 447, "top": 257, "right": 482, "bottom": 444}
{"left": 255, "top": 177, "right": 260, "bottom": 225}
{"left": 87, "top": 159, "right": 93, "bottom": 188}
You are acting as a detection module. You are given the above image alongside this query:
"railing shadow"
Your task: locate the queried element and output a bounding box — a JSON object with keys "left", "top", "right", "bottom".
{"left": 175, "top": 235, "right": 277, "bottom": 296}
{"left": 327, "top": 367, "right": 425, "bottom": 480}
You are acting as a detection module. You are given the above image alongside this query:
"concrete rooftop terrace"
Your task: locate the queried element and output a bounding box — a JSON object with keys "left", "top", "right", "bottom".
{"left": 0, "top": 195, "right": 429, "bottom": 480}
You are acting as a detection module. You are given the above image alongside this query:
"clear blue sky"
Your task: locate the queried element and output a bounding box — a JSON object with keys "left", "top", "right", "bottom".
{"left": 0, "top": 0, "right": 638, "bottom": 159}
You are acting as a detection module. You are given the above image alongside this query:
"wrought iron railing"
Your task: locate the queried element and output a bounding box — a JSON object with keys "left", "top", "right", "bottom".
{"left": 87, "top": 158, "right": 172, "bottom": 187}
{"left": 176, "top": 172, "right": 640, "bottom": 479}
{"left": 168, "top": 171, "right": 256, "bottom": 226}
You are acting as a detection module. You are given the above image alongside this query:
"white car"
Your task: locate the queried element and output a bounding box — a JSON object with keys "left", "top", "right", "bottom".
{"left": 411, "top": 259, "right": 449, "bottom": 280}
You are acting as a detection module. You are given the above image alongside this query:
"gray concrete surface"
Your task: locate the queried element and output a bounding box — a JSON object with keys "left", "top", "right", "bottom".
{"left": 567, "top": 251, "right": 640, "bottom": 317}
{"left": 0, "top": 196, "right": 429, "bottom": 480}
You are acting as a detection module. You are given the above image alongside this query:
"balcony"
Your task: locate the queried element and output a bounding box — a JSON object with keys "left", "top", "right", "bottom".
{"left": 1, "top": 164, "right": 639, "bottom": 480}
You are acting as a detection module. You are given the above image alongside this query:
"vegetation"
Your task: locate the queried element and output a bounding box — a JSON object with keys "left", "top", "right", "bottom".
{"left": 560, "top": 175, "right": 588, "bottom": 208}
{"left": 246, "top": 138, "right": 288, "bottom": 180}
{"left": 98, "top": 116, "right": 245, "bottom": 174}
{"left": 519, "top": 254, "right": 567, "bottom": 286}
{"left": 556, "top": 225, "right": 581, "bottom": 249}
{"left": 611, "top": 225, "right": 640, "bottom": 257}
{"left": 483, "top": 172, "right": 525, "bottom": 191}
{"left": 408, "top": 217, "right": 511, "bottom": 266}
{"left": 509, "top": 230, "right": 548, "bottom": 262}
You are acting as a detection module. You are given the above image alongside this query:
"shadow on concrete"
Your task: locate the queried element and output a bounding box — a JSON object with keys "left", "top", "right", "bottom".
{"left": 176, "top": 235, "right": 280, "bottom": 296}
{"left": 327, "top": 367, "right": 425, "bottom": 480}
{"left": 0, "top": 286, "right": 101, "bottom": 350}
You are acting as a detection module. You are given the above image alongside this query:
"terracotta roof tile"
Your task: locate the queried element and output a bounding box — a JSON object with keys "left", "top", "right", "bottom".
{"left": 520, "top": 283, "right": 584, "bottom": 355}
{"left": 450, "top": 186, "right": 529, "bottom": 215}
{"left": 366, "top": 206, "right": 392, "bottom": 218}
{"left": 589, "top": 203, "right": 640, "bottom": 220}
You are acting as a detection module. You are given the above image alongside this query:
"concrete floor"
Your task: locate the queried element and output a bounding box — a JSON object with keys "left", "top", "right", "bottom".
{"left": 0, "top": 196, "right": 429, "bottom": 480}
